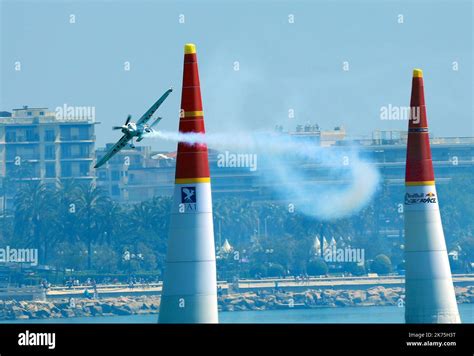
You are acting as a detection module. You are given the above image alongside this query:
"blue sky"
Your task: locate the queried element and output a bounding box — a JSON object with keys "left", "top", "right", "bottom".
{"left": 1, "top": 0, "right": 472, "bottom": 150}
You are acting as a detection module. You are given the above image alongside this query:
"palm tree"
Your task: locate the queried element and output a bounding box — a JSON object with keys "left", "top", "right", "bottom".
{"left": 96, "top": 200, "right": 124, "bottom": 248}
{"left": 122, "top": 201, "right": 158, "bottom": 248}
{"left": 14, "top": 181, "right": 58, "bottom": 264}
{"left": 54, "top": 179, "right": 82, "bottom": 244}
{"left": 76, "top": 183, "right": 110, "bottom": 270}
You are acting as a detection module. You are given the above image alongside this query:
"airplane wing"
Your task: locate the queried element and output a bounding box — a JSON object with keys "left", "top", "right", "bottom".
{"left": 136, "top": 88, "right": 173, "bottom": 126}
{"left": 94, "top": 134, "right": 132, "bottom": 168}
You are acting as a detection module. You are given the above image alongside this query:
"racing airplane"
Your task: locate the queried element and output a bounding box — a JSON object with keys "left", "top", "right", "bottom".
{"left": 94, "top": 88, "right": 173, "bottom": 169}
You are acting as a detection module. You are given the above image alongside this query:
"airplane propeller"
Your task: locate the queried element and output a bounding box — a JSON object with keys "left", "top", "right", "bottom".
{"left": 112, "top": 115, "right": 132, "bottom": 130}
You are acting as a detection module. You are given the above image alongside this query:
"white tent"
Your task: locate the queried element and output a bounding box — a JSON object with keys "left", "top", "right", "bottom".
{"left": 322, "top": 236, "right": 329, "bottom": 253}
{"left": 220, "top": 239, "right": 233, "bottom": 254}
{"left": 311, "top": 236, "right": 321, "bottom": 256}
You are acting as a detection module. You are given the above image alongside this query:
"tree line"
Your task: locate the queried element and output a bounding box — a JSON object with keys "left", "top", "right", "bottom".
{"left": 0, "top": 177, "right": 472, "bottom": 279}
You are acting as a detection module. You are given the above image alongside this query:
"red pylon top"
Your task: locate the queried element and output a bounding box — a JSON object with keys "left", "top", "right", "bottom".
{"left": 405, "top": 69, "right": 435, "bottom": 185}
{"left": 175, "top": 43, "right": 210, "bottom": 183}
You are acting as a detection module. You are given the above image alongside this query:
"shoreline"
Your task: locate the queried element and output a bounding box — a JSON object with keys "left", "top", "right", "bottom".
{"left": 1, "top": 285, "right": 473, "bottom": 321}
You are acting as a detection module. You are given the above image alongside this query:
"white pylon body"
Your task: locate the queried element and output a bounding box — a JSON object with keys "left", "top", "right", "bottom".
{"left": 159, "top": 181, "right": 218, "bottom": 323}
{"left": 404, "top": 185, "right": 460, "bottom": 323}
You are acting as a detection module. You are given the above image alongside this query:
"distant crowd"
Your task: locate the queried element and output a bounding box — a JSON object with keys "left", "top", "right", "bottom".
{"left": 61, "top": 276, "right": 160, "bottom": 290}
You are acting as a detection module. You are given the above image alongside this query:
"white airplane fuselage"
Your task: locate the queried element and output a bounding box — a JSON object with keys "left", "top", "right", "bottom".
{"left": 121, "top": 122, "right": 154, "bottom": 143}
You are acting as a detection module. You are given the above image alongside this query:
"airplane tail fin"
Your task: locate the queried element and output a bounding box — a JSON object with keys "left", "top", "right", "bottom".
{"left": 150, "top": 117, "right": 162, "bottom": 128}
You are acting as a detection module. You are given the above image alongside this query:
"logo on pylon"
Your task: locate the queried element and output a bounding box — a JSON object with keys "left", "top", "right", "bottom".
{"left": 181, "top": 187, "right": 196, "bottom": 203}
{"left": 404, "top": 192, "right": 437, "bottom": 205}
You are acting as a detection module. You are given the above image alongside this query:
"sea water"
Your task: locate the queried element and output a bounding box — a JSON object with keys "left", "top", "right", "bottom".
{"left": 1, "top": 304, "right": 473, "bottom": 324}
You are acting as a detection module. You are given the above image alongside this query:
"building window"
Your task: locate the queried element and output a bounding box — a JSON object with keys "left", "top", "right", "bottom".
{"left": 27, "top": 112, "right": 32, "bottom": 116}
{"left": 79, "top": 126, "right": 90, "bottom": 140}
{"left": 79, "top": 162, "right": 89, "bottom": 176}
{"left": 71, "top": 145, "right": 80, "bottom": 158}
{"left": 45, "top": 130, "right": 55, "bottom": 142}
{"left": 26, "top": 128, "right": 38, "bottom": 142}
{"left": 45, "top": 145, "right": 55, "bottom": 160}
{"left": 39, "top": 111, "right": 44, "bottom": 116}
{"left": 6, "top": 147, "right": 18, "bottom": 160}
{"left": 45, "top": 163, "right": 55, "bottom": 178}
{"left": 111, "top": 185, "right": 120, "bottom": 196}
{"left": 60, "top": 127, "right": 71, "bottom": 140}
{"left": 61, "top": 162, "right": 72, "bottom": 177}
{"left": 5, "top": 131, "right": 16, "bottom": 142}
{"left": 80, "top": 145, "right": 89, "bottom": 158}
{"left": 62, "top": 145, "right": 71, "bottom": 158}
{"left": 70, "top": 127, "right": 80, "bottom": 140}
{"left": 111, "top": 171, "right": 120, "bottom": 181}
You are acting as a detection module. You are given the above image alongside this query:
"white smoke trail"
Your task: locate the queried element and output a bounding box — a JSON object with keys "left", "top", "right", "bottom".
{"left": 147, "top": 130, "right": 380, "bottom": 220}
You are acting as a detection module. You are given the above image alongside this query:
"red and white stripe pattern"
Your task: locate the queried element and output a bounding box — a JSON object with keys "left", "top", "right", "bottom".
{"left": 404, "top": 69, "right": 460, "bottom": 323}
{"left": 159, "top": 44, "right": 218, "bottom": 323}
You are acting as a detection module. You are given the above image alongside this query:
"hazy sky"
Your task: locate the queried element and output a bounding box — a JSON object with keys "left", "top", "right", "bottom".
{"left": 1, "top": 0, "right": 472, "bottom": 150}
